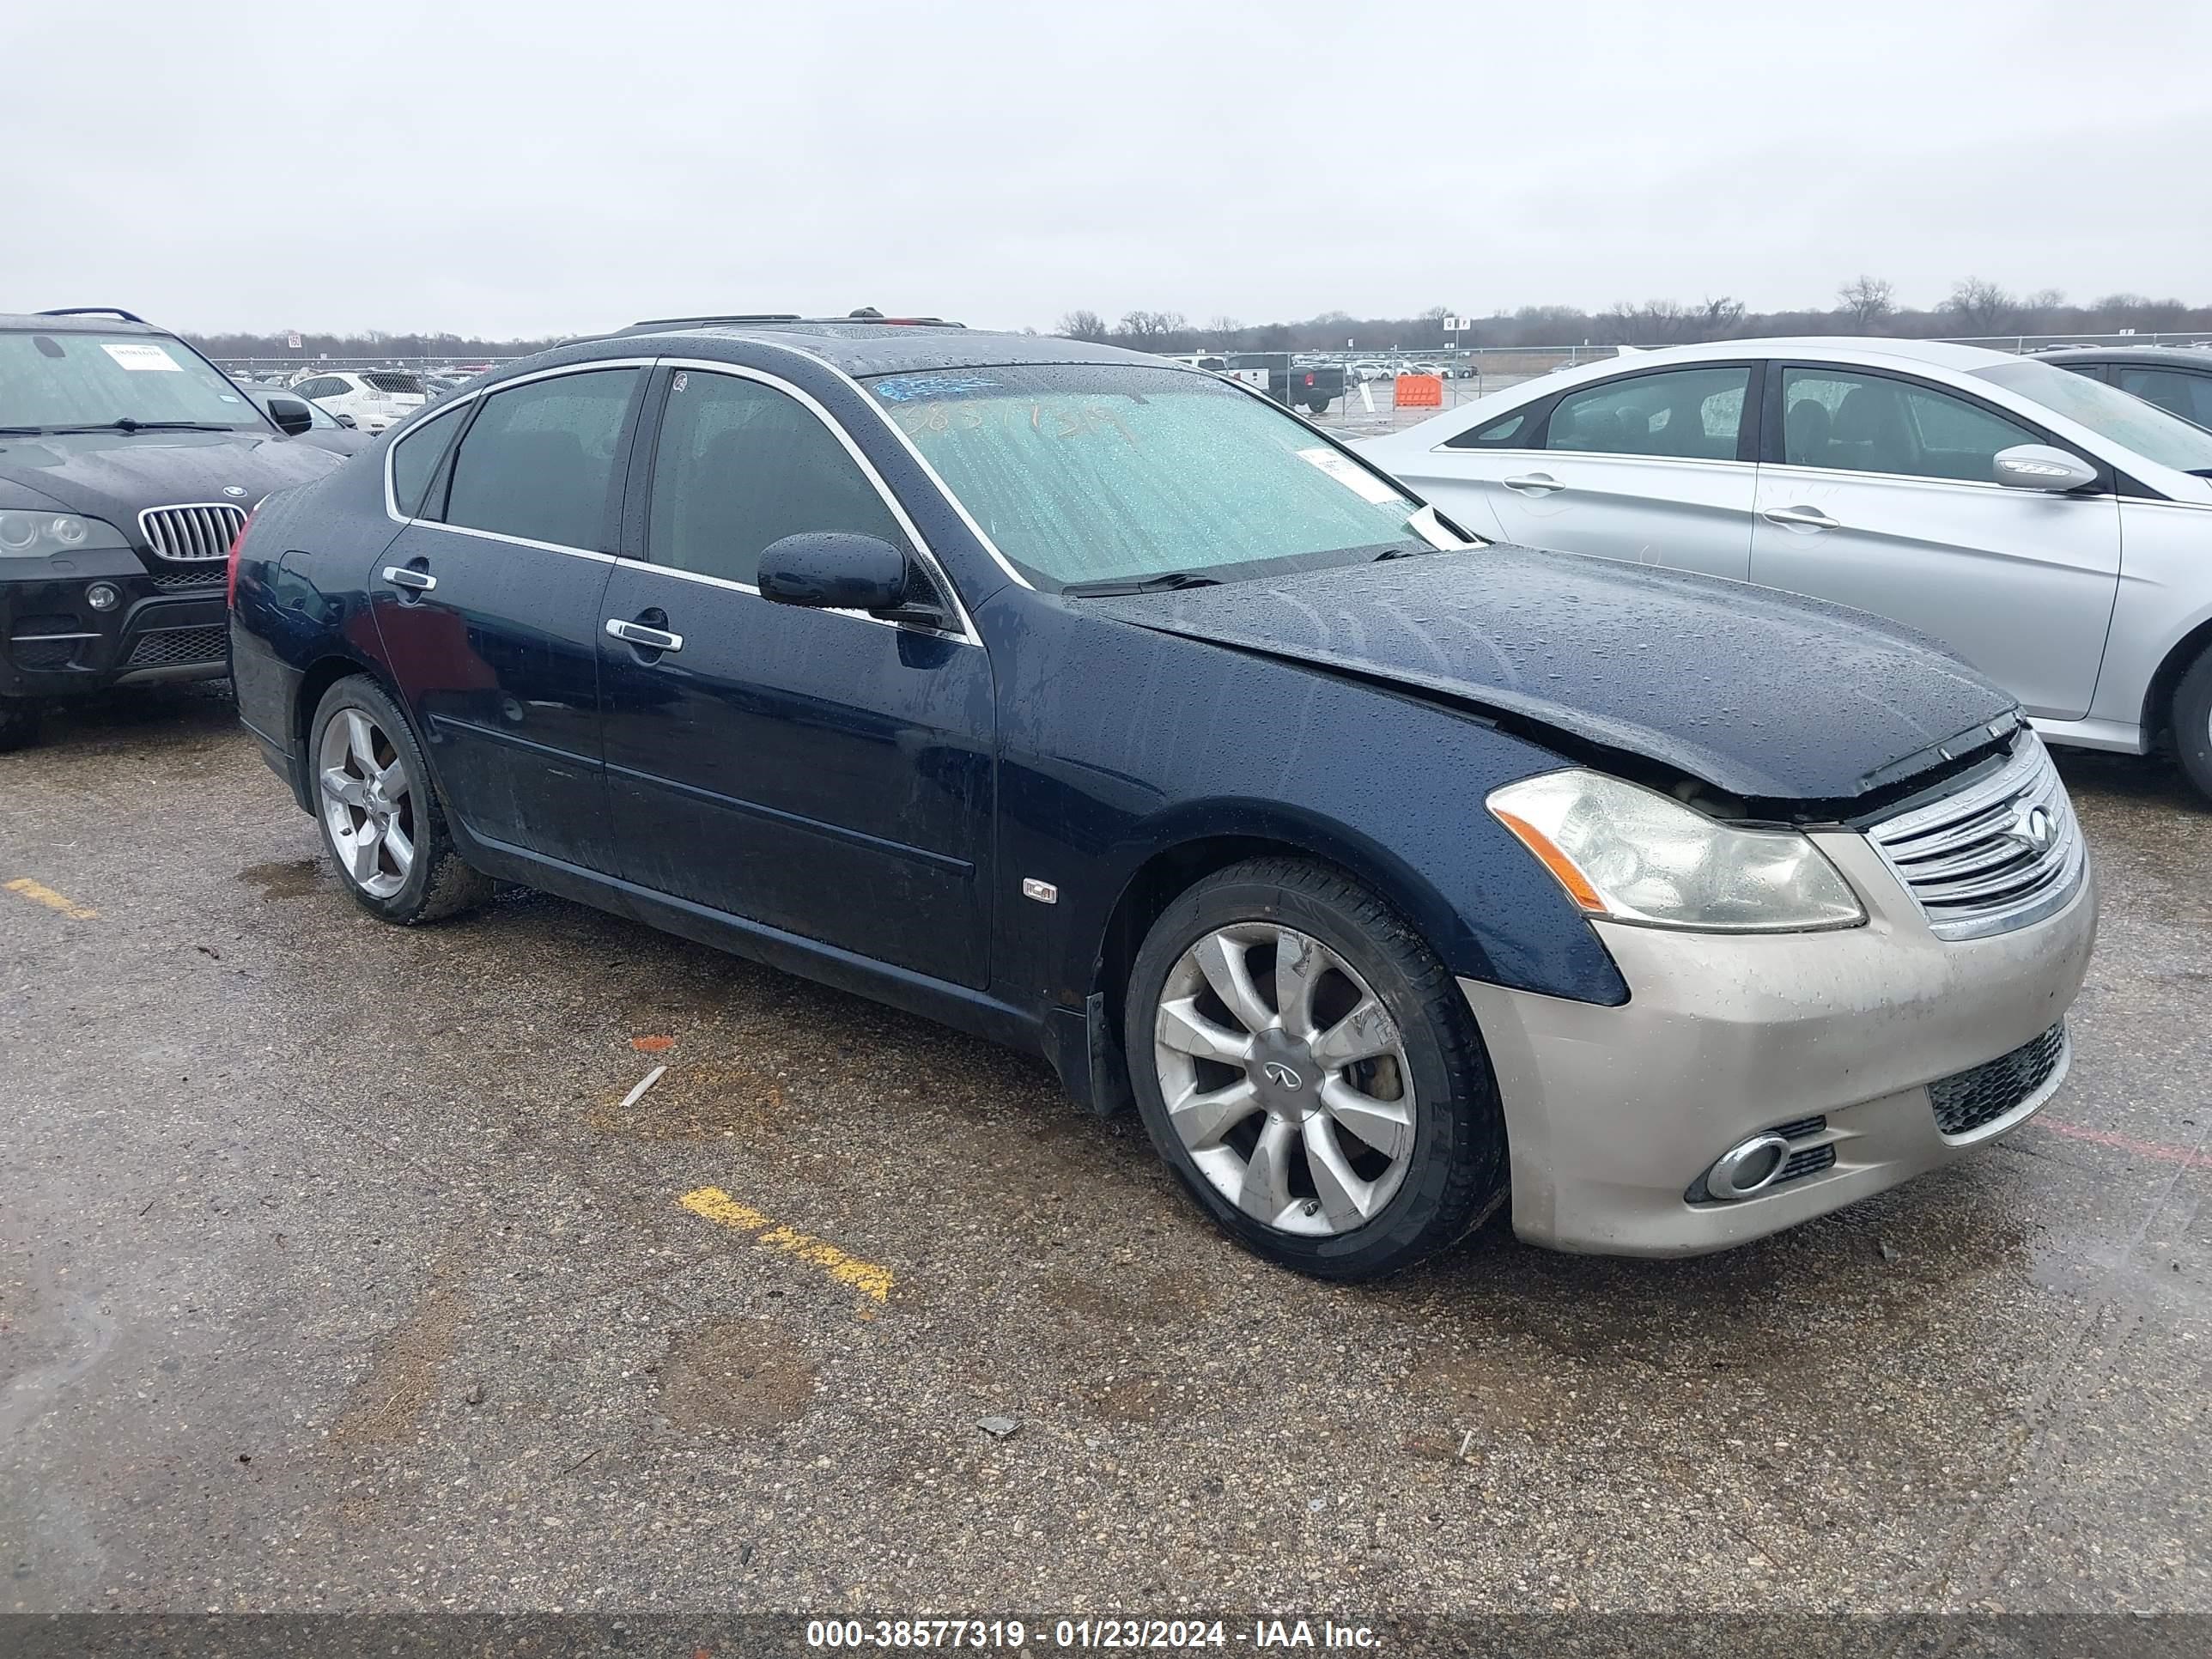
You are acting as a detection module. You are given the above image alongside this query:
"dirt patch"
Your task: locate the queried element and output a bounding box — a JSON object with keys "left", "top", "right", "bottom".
{"left": 658, "top": 1319, "right": 817, "bottom": 1434}
{"left": 588, "top": 1058, "right": 796, "bottom": 1140}
{"left": 329, "top": 1266, "right": 468, "bottom": 1447}
{"left": 237, "top": 858, "right": 325, "bottom": 900}
{"left": 1038, "top": 1266, "right": 1216, "bottom": 1331}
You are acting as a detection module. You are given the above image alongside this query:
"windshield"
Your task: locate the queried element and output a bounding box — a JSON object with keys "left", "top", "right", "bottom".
{"left": 0, "top": 329, "right": 268, "bottom": 433}
{"left": 1973, "top": 357, "right": 2212, "bottom": 476}
{"left": 868, "top": 363, "right": 1437, "bottom": 590}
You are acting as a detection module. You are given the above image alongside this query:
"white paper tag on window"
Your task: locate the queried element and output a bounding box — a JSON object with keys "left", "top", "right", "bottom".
{"left": 1297, "top": 446, "right": 1401, "bottom": 504}
{"left": 100, "top": 342, "right": 183, "bottom": 372}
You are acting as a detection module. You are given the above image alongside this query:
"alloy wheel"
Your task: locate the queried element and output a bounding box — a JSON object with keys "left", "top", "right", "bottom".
{"left": 318, "top": 707, "right": 416, "bottom": 900}
{"left": 1152, "top": 922, "right": 1417, "bottom": 1237}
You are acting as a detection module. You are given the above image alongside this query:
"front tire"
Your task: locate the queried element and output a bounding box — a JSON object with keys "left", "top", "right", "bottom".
{"left": 308, "top": 676, "right": 492, "bottom": 924}
{"left": 2173, "top": 645, "right": 2212, "bottom": 802}
{"left": 1122, "top": 856, "right": 1508, "bottom": 1280}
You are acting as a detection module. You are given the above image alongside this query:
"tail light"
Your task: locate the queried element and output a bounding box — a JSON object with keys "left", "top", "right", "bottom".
{"left": 226, "top": 507, "right": 257, "bottom": 607}
{"left": 1304, "top": 372, "right": 1316, "bottom": 386}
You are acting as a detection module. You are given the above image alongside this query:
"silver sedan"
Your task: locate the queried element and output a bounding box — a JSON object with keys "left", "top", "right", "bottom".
{"left": 1359, "top": 337, "right": 2212, "bottom": 799}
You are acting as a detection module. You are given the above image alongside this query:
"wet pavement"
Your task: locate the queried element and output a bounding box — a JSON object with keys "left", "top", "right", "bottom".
{"left": 2, "top": 684, "right": 2207, "bottom": 1614}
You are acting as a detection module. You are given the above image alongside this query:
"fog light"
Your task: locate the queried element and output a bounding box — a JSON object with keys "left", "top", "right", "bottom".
{"left": 1705, "top": 1133, "right": 1791, "bottom": 1200}
{"left": 86, "top": 581, "right": 120, "bottom": 611}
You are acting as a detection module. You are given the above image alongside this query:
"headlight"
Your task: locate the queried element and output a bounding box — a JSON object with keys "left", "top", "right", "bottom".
{"left": 1487, "top": 769, "right": 1865, "bottom": 933}
{"left": 0, "top": 509, "right": 130, "bottom": 560}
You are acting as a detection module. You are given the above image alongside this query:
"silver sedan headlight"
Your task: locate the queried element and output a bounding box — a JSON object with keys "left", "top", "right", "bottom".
{"left": 1487, "top": 769, "right": 1865, "bottom": 933}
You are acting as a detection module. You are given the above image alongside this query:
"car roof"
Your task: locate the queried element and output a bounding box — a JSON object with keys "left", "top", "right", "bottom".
{"left": 2031, "top": 344, "right": 2212, "bottom": 369}
{"left": 1536, "top": 335, "right": 2022, "bottom": 374}
{"left": 607, "top": 320, "right": 1170, "bottom": 378}
{"left": 0, "top": 311, "right": 165, "bottom": 335}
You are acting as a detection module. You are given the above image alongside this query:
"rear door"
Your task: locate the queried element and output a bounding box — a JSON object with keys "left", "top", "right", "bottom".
{"left": 596, "top": 363, "right": 995, "bottom": 988}
{"left": 372, "top": 362, "right": 647, "bottom": 872}
{"left": 1749, "top": 362, "right": 2120, "bottom": 720}
{"left": 1407, "top": 362, "right": 1760, "bottom": 580}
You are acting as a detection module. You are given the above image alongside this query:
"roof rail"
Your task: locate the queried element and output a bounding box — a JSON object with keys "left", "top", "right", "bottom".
{"left": 619, "top": 313, "right": 804, "bottom": 335}
{"left": 617, "top": 311, "right": 963, "bottom": 337}
{"left": 38, "top": 307, "right": 150, "bottom": 325}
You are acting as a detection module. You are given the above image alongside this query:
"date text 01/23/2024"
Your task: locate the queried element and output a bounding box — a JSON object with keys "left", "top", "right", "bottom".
{"left": 804, "top": 1620, "right": 1381, "bottom": 1650}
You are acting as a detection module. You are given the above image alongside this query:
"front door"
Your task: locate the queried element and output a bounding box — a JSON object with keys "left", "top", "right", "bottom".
{"left": 1749, "top": 364, "right": 2120, "bottom": 721}
{"left": 597, "top": 365, "right": 994, "bottom": 989}
{"left": 371, "top": 364, "right": 646, "bottom": 871}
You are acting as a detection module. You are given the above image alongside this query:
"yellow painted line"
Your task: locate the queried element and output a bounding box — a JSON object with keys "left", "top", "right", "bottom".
{"left": 678, "top": 1186, "right": 895, "bottom": 1303}
{"left": 4, "top": 878, "right": 98, "bottom": 921}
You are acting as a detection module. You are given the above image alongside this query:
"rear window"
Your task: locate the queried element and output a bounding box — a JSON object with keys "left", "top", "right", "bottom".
{"left": 364, "top": 372, "right": 425, "bottom": 394}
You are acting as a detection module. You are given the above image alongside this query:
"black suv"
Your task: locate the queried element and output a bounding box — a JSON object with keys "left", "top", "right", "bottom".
{"left": 0, "top": 308, "right": 344, "bottom": 749}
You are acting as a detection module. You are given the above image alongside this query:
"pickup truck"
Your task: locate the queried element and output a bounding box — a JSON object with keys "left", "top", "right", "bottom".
{"left": 1226, "top": 354, "right": 1346, "bottom": 415}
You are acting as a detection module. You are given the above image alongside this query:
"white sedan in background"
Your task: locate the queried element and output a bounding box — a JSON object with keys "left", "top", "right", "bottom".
{"left": 1358, "top": 337, "right": 2212, "bottom": 799}
{"left": 284, "top": 368, "right": 428, "bottom": 434}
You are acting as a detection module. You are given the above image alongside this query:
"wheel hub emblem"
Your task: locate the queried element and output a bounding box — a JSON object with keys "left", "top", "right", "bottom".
{"left": 1262, "top": 1060, "right": 1304, "bottom": 1090}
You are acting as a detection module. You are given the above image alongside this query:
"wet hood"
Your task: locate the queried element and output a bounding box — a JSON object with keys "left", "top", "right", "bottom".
{"left": 0, "top": 429, "right": 344, "bottom": 530}
{"left": 1084, "top": 545, "right": 2019, "bottom": 803}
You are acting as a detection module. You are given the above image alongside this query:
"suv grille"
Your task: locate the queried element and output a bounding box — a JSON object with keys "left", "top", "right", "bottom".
{"left": 124, "top": 624, "right": 228, "bottom": 669}
{"left": 1866, "top": 733, "right": 2084, "bottom": 940}
{"left": 140, "top": 502, "right": 247, "bottom": 563}
{"left": 1929, "top": 1023, "right": 2068, "bottom": 1137}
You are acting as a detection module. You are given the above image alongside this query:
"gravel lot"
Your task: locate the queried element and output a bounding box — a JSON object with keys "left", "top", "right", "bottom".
{"left": 3, "top": 683, "right": 2207, "bottom": 1619}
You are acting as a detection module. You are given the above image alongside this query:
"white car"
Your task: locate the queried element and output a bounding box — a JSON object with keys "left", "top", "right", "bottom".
{"left": 1358, "top": 336, "right": 2212, "bottom": 799}
{"left": 285, "top": 369, "right": 428, "bottom": 434}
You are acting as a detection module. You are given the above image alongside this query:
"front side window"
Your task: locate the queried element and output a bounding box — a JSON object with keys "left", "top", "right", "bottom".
{"left": 2112, "top": 366, "right": 2212, "bottom": 430}
{"left": 868, "top": 363, "right": 1432, "bottom": 592}
{"left": 1544, "top": 367, "right": 1748, "bottom": 460}
{"left": 647, "top": 371, "right": 909, "bottom": 586}
{"left": 0, "top": 329, "right": 264, "bottom": 432}
{"left": 441, "top": 368, "right": 640, "bottom": 548}
{"left": 389, "top": 404, "right": 466, "bottom": 517}
{"left": 1973, "top": 356, "right": 2212, "bottom": 477}
{"left": 1780, "top": 369, "right": 2038, "bottom": 483}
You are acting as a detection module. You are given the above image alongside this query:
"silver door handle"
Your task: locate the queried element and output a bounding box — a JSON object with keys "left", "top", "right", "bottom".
{"left": 1760, "top": 506, "right": 1840, "bottom": 531}
{"left": 605, "top": 617, "right": 684, "bottom": 653}
{"left": 1502, "top": 472, "right": 1565, "bottom": 495}
{"left": 381, "top": 565, "right": 436, "bottom": 592}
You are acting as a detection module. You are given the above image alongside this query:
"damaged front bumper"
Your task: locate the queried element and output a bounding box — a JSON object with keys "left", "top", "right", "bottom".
{"left": 1461, "top": 831, "right": 2098, "bottom": 1257}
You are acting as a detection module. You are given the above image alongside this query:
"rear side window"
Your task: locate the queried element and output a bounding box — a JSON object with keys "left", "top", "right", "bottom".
{"left": 1781, "top": 369, "right": 2038, "bottom": 483}
{"left": 646, "top": 369, "right": 908, "bottom": 586}
{"left": 1443, "top": 409, "right": 1530, "bottom": 449}
{"left": 1546, "top": 367, "right": 1748, "bottom": 460}
{"left": 442, "top": 368, "right": 641, "bottom": 549}
{"left": 2113, "top": 366, "right": 2212, "bottom": 428}
{"left": 389, "top": 404, "right": 465, "bottom": 517}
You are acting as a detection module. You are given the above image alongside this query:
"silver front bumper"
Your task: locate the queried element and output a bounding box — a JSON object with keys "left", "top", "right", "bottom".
{"left": 1461, "top": 831, "right": 2098, "bottom": 1256}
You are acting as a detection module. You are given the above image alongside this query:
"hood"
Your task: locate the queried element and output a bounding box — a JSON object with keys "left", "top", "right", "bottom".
{"left": 0, "top": 429, "right": 344, "bottom": 536}
{"left": 1083, "top": 546, "right": 2019, "bottom": 804}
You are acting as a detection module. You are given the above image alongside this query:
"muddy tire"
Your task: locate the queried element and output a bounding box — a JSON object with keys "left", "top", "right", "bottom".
{"left": 1123, "top": 856, "right": 1508, "bottom": 1281}
{"left": 2174, "top": 645, "right": 2212, "bottom": 803}
{"left": 308, "top": 675, "right": 493, "bottom": 925}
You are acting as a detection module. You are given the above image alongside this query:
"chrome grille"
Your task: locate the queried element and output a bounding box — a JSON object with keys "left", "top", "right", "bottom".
{"left": 1867, "top": 733, "right": 2085, "bottom": 940}
{"left": 139, "top": 502, "right": 247, "bottom": 563}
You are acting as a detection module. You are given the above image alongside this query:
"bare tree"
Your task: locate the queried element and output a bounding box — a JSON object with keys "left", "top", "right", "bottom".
{"left": 1836, "top": 274, "right": 1894, "bottom": 329}
{"left": 1943, "top": 277, "right": 2016, "bottom": 334}
{"left": 1699, "top": 295, "right": 1746, "bottom": 331}
{"left": 1055, "top": 309, "right": 1110, "bottom": 343}
{"left": 2023, "top": 288, "right": 2067, "bottom": 313}
{"left": 1115, "top": 310, "right": 1188, "bottom": 343}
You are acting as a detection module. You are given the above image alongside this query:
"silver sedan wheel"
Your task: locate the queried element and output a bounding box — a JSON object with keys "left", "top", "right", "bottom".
{"left": 317, "top": 707, "right": 416, "bottom": 901}
{"left": 1152, "top": 922, "right": 1417, "bottom": 1237}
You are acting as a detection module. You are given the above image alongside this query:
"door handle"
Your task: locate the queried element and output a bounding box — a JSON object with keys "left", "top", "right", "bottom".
{"left": 380, "top": 565, "right": 436, "bottom": 592}
{"left": 1502, "top": 472, "right": 1565, "bottom": 495}
{"left": 1760, "top": 506, "right": 1840, "bottom": 531}
{"left": 605, "top": 617, "right": 684, "bottom": 653}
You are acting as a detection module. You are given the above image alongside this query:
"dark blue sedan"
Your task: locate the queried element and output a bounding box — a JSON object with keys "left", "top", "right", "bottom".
{"left": 227, "top": 317, "right": 2096, "bottom": 1279}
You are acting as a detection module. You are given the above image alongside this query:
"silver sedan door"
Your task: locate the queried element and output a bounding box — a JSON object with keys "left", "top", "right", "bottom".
{"left": 1400, "top": 363, "right": 1760, "bottom": 580}
{"left": 1750, "top": 364, "right": 2120, "bottom": 721}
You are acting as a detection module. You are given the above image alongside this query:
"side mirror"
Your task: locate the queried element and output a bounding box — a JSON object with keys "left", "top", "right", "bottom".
{"left": 757, "top": 532, "right": 915, "bottom": 612}
{"left": 1993, "top": 443, "right": 2098, "bottom": 493}
{"left": 333, "top": 410, "right": 358, "bottom": 429}
{"left": 264, "top": 394, "right": 315, "bottom": 437}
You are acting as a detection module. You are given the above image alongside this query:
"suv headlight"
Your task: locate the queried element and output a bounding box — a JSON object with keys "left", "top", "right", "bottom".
{"left": 0, "top": 509, "right": 131, "bottom": 560}
{"left": 1487, "top": 769, "right": 1865, "bottom": 933}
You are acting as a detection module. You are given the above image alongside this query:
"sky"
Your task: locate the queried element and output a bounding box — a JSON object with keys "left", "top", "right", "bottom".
{"left": 6, "top": 0, "right": 2208, "bottom": 338}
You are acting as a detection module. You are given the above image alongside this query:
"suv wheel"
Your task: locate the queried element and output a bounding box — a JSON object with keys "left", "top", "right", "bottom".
{"left": 1123, "top": 856, "right": 1508, "bottom": 1280}
{"left": 309, "top": 676, "right": 492, "bottom": 925}
{"left": 0, "top": 698, "right": 40, "bottom": 754}
{"left": 2174, "top": 644, "right": 2212, "bottom": 802}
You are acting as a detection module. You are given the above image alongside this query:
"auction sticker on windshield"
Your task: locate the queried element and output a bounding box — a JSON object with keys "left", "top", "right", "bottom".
{"left": 1297, "top": 445, "right": 1402, "bottom": 504}
{"left": 100, "top": 342, "right": 183, "bottom": 372}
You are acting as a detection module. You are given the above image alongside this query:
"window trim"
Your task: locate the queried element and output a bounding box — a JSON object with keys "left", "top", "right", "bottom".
{"left": 1759, "top": 360, "right": 2114, "bottom": 494}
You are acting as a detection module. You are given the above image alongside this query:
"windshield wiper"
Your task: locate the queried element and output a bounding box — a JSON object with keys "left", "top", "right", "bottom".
{"left": 0, "top": 425, "right": 48, "bottom": 435}
{"left": 49, "top": 419, "right": 237, "bottom": 434}
{"left": 1061, "top": 571, "right": 1224, "bottom": 597}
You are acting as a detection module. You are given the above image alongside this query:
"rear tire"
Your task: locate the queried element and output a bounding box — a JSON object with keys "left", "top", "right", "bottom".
{"left": 1122, "top": 856, "right": 1508, "bottom": 1281}
{"left": 308, "top": 675, "right": 492, "bottom": 925}
{"left": 2174, "top": 645, "right": 2212, "bottom": 802}
{"left": 0, "top": 698, "right": 40, "bottom": 753}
